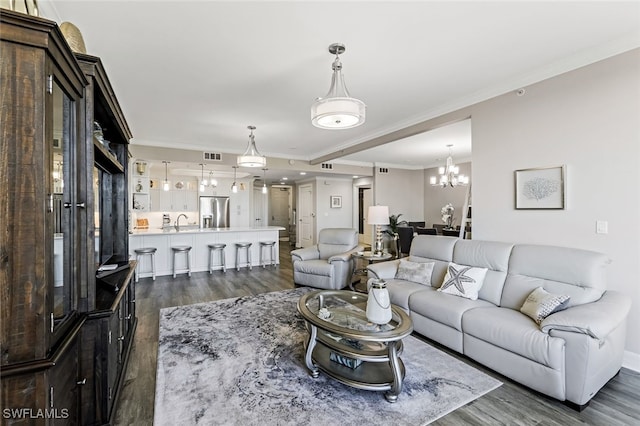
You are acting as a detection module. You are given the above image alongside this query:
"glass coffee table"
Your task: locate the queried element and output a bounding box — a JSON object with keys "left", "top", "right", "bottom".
{"left": 297, "top": 290, "right": 413, "bottom": 402}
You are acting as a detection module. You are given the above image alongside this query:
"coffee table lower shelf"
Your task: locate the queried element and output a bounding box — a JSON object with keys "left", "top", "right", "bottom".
{"left": 308, "top": 341, "right": 406, "bottom": 401}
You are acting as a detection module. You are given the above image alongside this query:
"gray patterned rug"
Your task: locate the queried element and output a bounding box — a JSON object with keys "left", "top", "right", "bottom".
{"left": 154, "top": 288, "right": 501, "bottom": 425}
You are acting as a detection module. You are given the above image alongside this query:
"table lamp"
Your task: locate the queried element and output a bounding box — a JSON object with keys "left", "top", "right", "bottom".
{"left": 367, "top": 205, "right": 390, "bottom": 256}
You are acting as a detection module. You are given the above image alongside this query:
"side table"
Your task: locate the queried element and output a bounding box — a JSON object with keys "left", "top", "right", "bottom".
{"left": 350, "top": 251, "right": 393, "bottom": 293}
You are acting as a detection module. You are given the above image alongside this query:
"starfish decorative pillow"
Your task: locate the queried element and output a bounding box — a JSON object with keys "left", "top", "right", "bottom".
{"left": 438, "top": 262, "right": 488, "bottom": 300}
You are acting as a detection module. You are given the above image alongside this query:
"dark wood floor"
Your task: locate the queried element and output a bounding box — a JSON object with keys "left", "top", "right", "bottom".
{"left": 114, "top": 243, "right": 640, "bottom": 426}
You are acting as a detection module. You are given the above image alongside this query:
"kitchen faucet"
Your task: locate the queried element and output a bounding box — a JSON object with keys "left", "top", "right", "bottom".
{"left": 175, "top": 214, "right": 188, "bottom": 232}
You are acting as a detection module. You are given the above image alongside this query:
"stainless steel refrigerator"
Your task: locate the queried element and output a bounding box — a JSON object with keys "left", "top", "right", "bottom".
{"left": 199, "top": 196, "right": 230, "bottom": 228}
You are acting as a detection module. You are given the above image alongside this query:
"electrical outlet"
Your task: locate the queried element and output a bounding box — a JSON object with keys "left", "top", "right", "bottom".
{"left": 596, "top": 220, "right": 608, "bottom": 234}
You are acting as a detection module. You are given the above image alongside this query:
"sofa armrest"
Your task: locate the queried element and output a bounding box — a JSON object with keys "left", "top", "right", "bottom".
{"left": 328, "top": 245, "right": 365, "bottom": 263}
{"left": 366, "top": 259, "right": 400, "bottom": 280}
{"left": 540, "top": 291, "right": 631, "bottom": 340}
{"left": 291, "top": 246, "right": 320, "bottom": 262}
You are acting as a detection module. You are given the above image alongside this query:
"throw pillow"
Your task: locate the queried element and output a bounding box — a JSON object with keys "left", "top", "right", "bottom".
{"left": 437, "top": 262, "right": 488, "bottom": 300}
{"left": 395, "top": 259, "right": 435, "bottom": 286}
{"left": 520, "top": 287, "right": 570, "bottom": 324}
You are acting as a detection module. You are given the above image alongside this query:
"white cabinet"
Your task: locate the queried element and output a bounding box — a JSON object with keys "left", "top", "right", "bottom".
{"left": 169, "top": 189, "right": 197, "bottom": 211}
{"left": 149, "top": 188, "right": 197, "bottom": 212}
{"left": 185, "top": 190, "right": 198, "bottom": 211}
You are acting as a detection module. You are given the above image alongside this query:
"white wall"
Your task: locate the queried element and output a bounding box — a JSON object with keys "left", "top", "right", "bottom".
{"left": 470, "top": 49, "right": 640, "bottom": 360}
{"left": 423, "top": 162, "right": 471, "bottom": 228}
{"left": 314, "top": 177, "right": 355, "bottom": 233}
{"left": 374, "top": 168, "right": 425, "bottom": 222}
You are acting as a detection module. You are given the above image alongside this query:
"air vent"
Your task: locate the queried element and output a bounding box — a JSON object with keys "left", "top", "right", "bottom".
{"left": 378, "top": 167, "right": 389, "bottom": 174}
{"left": 321, "top": 163, "right": 333, "bottom": 170}
{"left": 203, "top": 152, "right": 222, "bottom": 161}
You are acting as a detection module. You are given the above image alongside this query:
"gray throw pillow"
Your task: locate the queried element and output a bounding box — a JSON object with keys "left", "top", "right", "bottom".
{"left": 520, "top": 287, "right": 571, "bottom": 325}
{"left": 395, "top": 259, "right": 435, "bottom": 286}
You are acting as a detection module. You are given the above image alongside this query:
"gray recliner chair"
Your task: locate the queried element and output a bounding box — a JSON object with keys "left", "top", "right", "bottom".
{"left": 290, "top": 228, "right": 364, "bottom": 290}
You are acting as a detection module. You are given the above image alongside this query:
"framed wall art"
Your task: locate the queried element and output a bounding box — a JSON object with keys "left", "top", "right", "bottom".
{"left": 515, "top": 165, "right": 565, "bottom": 209}
{"left": 330, "top": 195, "right": 342, "bottom": 208}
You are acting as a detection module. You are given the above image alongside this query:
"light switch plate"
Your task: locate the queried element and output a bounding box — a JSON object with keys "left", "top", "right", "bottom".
{"left": 596, "top": 220, "right": 608, "bottom": 234}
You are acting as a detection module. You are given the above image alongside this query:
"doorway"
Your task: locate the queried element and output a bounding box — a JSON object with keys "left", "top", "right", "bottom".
{"left": 269, "top": 186, "right": 291, "bottom": 241}
{"left": 358, "top": 186, "right": 372, "bottom": 246}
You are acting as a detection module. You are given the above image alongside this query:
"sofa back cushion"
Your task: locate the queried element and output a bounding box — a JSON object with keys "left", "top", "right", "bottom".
{"left": 317, "top": 228, "right": 358, "bottom": 259}
{"left": 408, "top": 235, "right": 457, "bottom": 287}
{"left": 501, "top": 244, "right": 609, "bottom": 310}
{"left": 451, "top": 239, "right": 514, "bottom": 305}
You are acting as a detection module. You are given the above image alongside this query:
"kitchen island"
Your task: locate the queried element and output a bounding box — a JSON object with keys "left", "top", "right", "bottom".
{"left": 129, "top": 226, "right": 285, "bottom": 277}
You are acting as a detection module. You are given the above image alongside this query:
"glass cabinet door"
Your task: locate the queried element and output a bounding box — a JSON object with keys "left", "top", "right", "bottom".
{"left": 51, "top": 78, "right": 75, "bottom": 327}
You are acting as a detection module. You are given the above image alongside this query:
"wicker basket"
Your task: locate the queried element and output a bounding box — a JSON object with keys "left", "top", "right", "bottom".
{"left": 60, "top": 21, "right": 87, "bottom": 54}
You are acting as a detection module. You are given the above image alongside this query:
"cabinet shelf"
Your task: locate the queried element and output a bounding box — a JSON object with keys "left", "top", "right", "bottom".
{"left": 94, "top": 139, "right": 124, "bottom": 173}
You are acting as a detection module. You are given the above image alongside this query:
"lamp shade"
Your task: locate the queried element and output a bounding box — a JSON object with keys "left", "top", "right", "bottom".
{"left": 311, "top": 97, "right": 365, "bottom": 129}
{"left": 367, "top": 206, "right": 390, "bottom": 225}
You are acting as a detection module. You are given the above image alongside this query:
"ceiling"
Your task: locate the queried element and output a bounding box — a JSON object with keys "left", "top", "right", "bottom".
{"left": 42, "top": 1, "right": 639, "bottom": 180}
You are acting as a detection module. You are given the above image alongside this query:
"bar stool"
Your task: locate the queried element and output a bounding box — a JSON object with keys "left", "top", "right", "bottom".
{"left": 259, "top": 241, "right": 276, "bottom": 268}
{"left": 171, "top": 245, "right": 192, "bottom": 278}
{"left": 134, "top": 247, "right": 157, "bottom": 283}
{"left": 207, "top": 243, "right": 226, "bottom": 273}
{"left": 235, "top": 242, "right": 252, "bottom": 271}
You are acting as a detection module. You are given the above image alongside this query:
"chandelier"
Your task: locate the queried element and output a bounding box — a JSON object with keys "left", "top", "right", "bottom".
{"left": 430, "top": 145, "right": 469, "bottom": 188}
{"left": 311, "top": 43, "right": 365, "bottom": 130}
{"left": 237, "top": 125, "right": 266, "bottom": 167}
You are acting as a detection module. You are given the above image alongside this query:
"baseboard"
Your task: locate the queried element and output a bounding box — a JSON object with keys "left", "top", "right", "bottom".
{"left": 622, "top": 350, "right": 640, "bottom": 372}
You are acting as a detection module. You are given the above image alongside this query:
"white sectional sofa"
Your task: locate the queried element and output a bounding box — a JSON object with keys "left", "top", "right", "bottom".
{"left": 366, "top": 235, "right": 631, "bottom": 409}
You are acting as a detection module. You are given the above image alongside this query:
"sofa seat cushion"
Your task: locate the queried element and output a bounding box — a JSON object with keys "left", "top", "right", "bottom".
{"left": 387, "top": 280, "right": 435, "bottom": 311}
{"left": 463, "top": 307, "right": 565, "bottom": 369}
{"left": 294, "top": 259, "right": 332, "bottom": 277}
{"left": 409, "top": 289, "right": 494, "bottom": 332}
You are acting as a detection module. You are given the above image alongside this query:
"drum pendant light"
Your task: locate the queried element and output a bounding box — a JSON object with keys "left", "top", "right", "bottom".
{"left": 311, "top": 43, "right": 366, "bottom": 130}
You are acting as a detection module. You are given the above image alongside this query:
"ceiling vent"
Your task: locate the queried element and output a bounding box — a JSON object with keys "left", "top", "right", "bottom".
{"left": 203, "top": 152, "right": 222, "bottom": 161}
{"left": 321, "top": 163, "right": 333, "bottom": 170}
{"left": 378, "top": 167, "right": 389, "bottom": 174}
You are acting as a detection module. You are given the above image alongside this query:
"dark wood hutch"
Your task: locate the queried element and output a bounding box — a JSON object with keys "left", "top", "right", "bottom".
{"left": 1, "top": 10, "right": 136, "bottom": 425}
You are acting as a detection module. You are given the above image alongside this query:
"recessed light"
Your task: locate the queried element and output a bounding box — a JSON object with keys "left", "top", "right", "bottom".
{"left": 299, "top": 172, "right": 307, "bottom": 175}
{"left": 282, "top": 177, "right": 288, "bottom": 180}
{"left": 280, "top": 181, "right": 285, "bottom": 185}
{"left": 353, "top": 175, "right": 359, "bottom": 178}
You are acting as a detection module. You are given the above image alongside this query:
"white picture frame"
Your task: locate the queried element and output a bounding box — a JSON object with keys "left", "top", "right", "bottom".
{"left": 515, "top": 165, "right": 565, "bottom": 210}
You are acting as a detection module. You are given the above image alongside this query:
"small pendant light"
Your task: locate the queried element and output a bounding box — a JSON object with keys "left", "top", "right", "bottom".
{"left": 231, "top": 166, "right": 238, "bottom": 193}
{"left": 262, "top": 168, "right": 268, "bottom": 194}
{"left": 162, "top": 161, "right": 170, "bottom": 191}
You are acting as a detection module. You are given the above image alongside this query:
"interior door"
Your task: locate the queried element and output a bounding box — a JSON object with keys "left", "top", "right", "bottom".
{"left": 298, "top": 183, "right": 314, "bottom": 248}
{"left": 252, "top": 186, "right": 267, "bottom": 228}
{"left": 270, "top": 187, "right": 290, "bottom": 239}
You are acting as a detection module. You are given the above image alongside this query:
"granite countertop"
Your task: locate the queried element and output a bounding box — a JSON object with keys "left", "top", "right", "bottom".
{"left": 130, "top": 226, "right": 285, "bottom": 236}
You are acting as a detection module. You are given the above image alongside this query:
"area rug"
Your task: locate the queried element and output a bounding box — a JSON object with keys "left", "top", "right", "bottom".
{"left": 154, "top": 288, "right": 501, "bottom": 425}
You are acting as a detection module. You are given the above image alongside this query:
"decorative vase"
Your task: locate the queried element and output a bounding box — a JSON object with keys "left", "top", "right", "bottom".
{"left": 366, "top": 278, "right": 392, "bottom": 325}
{"left": 60, "top": 22, "right": 87, "bottom": 54}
